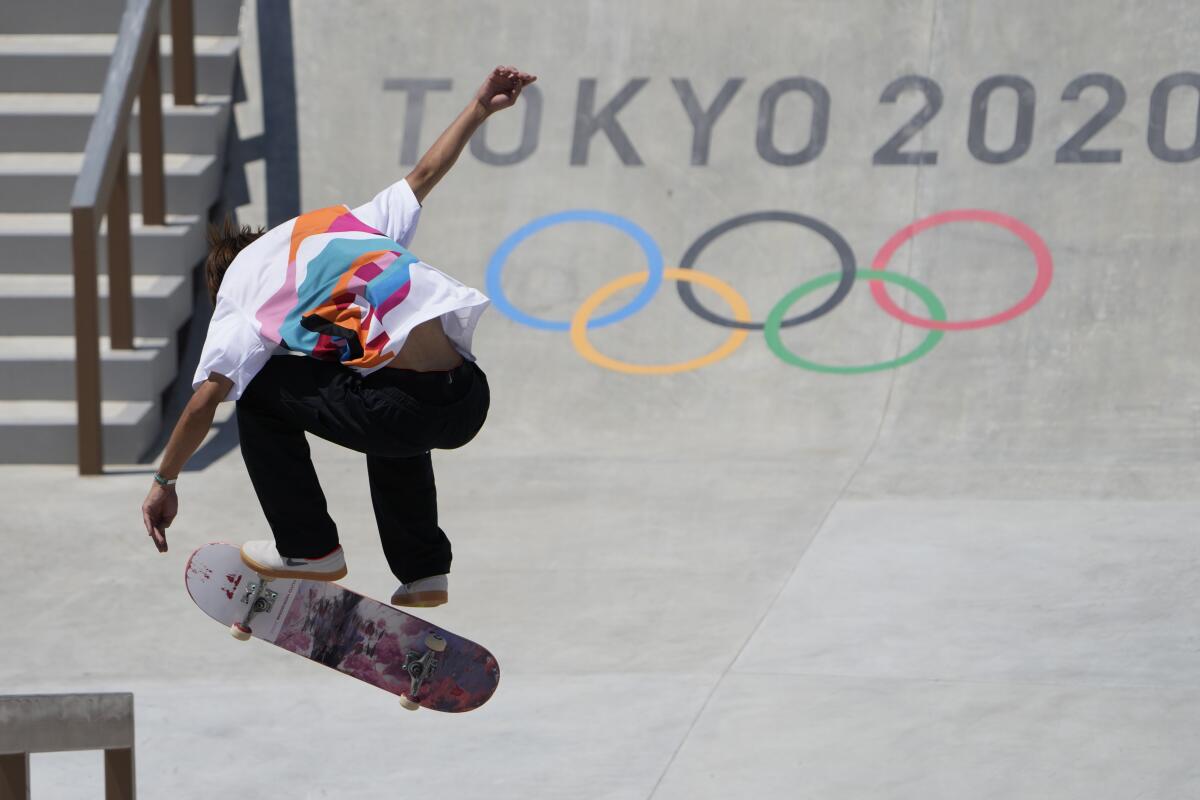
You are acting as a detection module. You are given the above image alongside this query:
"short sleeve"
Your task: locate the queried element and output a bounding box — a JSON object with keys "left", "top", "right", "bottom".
{"left": 349, "top": 178, "right": 423, "bottom": 247}
{"left": 192, "top": 298, "right": 276, "bottom": 401}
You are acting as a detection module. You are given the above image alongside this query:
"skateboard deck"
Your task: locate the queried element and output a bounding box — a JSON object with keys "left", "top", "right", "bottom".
{"left": 185, "top": 543, "right": 499, "bottom": 712}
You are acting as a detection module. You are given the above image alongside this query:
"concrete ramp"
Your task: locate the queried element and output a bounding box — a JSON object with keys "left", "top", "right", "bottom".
{"left": 2, "top": 1, "right": 1198, "bottom": 797}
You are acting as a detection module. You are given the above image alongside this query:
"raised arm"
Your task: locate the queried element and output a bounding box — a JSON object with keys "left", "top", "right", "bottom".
{"left": 404, "top": 65, "right": 537, "bottom": 204}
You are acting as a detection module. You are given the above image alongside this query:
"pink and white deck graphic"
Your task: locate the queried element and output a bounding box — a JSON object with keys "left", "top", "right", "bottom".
{"left": 185, "top": 543, "right": 500, "bottom": 712}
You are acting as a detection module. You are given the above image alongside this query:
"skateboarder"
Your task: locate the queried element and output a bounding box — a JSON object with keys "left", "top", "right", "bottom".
{"left": 142, "top": 65, "right": 537, "bottom": 608}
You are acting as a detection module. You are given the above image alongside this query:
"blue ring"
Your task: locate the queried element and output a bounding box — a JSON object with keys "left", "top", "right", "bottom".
{"left": 485, "top": 210, "right": 665, "bottom": 331}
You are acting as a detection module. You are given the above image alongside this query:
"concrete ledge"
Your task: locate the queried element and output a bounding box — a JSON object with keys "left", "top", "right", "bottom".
{"left": 0, "top": 93, "right": 231, "bottom": 155}
{"left": 0, "top": 273, "right": 193, "bottom": 337}
{"left": 0, "top": 152, "right": 220, "bottom": 215}
{"left": 0, "top": 693, "right": 133, "bottom": 754}
{"left": 0, "top": 213, "right": 206, "bottom": 276}
{"left": 2, "top": 0, "right": 243, "bottom": 36}
{"left": 0, "top": 399, "right": 161, "bottom": 463}
{"left": 0, "top": 35, "right": 238, "bottom": 95}
{"left": 0, "top": 336, "right": 176, "bottom": 401}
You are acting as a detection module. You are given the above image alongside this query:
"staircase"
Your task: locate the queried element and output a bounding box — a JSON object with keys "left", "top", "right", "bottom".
{"left": 0, "top": 0, "right": 242, "bottom": 463}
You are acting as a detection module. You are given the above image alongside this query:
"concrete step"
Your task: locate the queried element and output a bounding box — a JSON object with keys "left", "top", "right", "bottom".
{"left": 0, "top": 399, "right": 160, "bottom": 463}
{"left": 1, "top": 0, "right": 243, "bottom": 36}
{"left": 0, "top": 93, "right": 231, "bottom": 154}
{"left": 0, "top": 335, "right": 177, "bottom": 401}
{"left": 0, "top": 34, "right": 239, "bottom": 95}
{"left": 0, "top": 213, "right": 207, "bottom": 276}
{"left": 0, "top": 152, "right": 220, "bottom": 214}
{"left": 0, "top": 273, "right": 194, "bottom": 337}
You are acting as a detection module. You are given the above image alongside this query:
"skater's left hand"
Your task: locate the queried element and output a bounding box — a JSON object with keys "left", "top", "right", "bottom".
{"left": 138, "top": 374, "right": 230, "bottom": 555}
{"left": 475, "top": 65, "right": 537, "bottom": 115}
{"left": 142, "top": 483, "right": 177, "bottom": 553}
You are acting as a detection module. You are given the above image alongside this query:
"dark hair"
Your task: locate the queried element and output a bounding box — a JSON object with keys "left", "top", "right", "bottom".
{"left": 205, "top": 215, "right": 265, "bottom": 305}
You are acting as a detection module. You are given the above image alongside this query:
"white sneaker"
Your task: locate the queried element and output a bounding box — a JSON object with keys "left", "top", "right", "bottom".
{"left": 240, "top": 540, "right": 348, "bottom": 581}
{"left": 391, "top": 574, "right": 448, "bottom": 607}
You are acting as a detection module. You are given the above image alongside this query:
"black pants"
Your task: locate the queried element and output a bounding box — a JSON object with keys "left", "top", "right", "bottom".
{"left": 235, "top": 354, "right": 489, "bottom": 583}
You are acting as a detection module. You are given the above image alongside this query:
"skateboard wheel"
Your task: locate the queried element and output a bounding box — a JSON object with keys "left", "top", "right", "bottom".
{"left": 230, "top": 623, "right": 252, "bottom": 641}
{"left": 425, "top": 634, "right": 446, "bottom": 652}
{"left": 399, "top": 695, "right": 420, "bottom": 711}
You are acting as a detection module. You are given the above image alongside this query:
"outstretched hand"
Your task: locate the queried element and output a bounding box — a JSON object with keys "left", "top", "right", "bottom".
{"left": 475, "top": 65, "right": 537, "bottom": 115}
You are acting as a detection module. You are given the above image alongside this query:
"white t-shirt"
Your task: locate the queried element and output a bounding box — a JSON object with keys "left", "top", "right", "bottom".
{"left": 193, "top": 179, "right": 489, "bottom": 401}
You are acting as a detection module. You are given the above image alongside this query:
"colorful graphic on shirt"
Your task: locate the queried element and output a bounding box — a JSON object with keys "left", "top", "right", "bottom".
{"left": 255, "top": 206, "right": 418, "bottom": 368}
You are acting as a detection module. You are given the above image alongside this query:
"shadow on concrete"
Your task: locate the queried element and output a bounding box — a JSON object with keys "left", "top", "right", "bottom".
{"left": 255, "top": 0, "right": 301, "bottom": 226}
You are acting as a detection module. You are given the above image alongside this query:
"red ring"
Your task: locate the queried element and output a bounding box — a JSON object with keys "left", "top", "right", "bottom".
{"left": 869, "top": 209, "right": 1053, "bottom": 331}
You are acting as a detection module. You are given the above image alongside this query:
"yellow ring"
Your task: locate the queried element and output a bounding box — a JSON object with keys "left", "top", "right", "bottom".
{"left": 569, "top": 268, "right": 751, "bottom": 375}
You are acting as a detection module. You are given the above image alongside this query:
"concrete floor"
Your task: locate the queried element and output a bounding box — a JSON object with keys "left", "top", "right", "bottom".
{"left": 3, "top": 0, "right": 1200, "bottom": 797}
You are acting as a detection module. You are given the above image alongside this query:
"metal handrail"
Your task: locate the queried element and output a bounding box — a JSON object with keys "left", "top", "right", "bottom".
{"left": 0, "top": 693, "right": 137, "bottom": 800}
{"left": 70, "top": 0, "right": 195, "bottom": 475}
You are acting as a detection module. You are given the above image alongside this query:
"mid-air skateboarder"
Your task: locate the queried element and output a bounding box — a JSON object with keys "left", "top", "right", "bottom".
{"left": 142, "top": 65, "right": 537, "bottom": 608}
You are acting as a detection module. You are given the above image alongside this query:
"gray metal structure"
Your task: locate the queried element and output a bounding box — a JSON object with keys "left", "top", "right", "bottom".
{"left": 0, "top": 694, "right": 135, "bottom": 800}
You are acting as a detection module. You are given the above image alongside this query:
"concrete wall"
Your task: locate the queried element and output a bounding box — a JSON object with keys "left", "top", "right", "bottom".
{"left": 282, "top": 0, "right": 1199, "bottom": 488}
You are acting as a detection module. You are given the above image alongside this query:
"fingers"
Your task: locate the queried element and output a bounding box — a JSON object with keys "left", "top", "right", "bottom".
{"left": 142, "top": 507, "right": 169, "bottom": 553}
{"left": 153, "top": 516, "right": 168, "bottom": 553}
{"left": 152, "top": 525, "right": 168, "bottom": 553}
{"left": 491, "top": 65, "right": 537, "bottom": 89}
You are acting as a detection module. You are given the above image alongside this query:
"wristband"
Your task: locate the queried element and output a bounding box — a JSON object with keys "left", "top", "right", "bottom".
{"left": 153, "top": 473, "right": 177, "bottom": 487}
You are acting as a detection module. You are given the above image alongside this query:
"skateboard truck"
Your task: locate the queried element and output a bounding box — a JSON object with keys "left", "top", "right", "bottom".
{"left": 397, "top": 633, "right": 447, "bottom": 710}
{"left": 230, "top": 579, "right": 278, "bottom": 641}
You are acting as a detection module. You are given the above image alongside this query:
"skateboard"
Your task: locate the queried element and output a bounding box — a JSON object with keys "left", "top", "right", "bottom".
{"left": 185, "top": 542, "right": 500, "bottom": 712}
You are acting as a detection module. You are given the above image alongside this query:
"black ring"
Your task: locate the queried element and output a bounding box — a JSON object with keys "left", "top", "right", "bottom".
{"left": 677, "top": 211, "right": 857, "bottom": 330}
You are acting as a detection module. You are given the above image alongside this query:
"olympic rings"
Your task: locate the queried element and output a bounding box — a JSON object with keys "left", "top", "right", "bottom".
{"left": 869, "top": 209, "right": 1053, "bottom": 331}
{"left": 677, "top": 211, "right": 857, "bottom": 330}
{"left": 570, "top": 269, "right": 751, "bottom": 375}
{"left": 484, "top": 208, "right": 1053, "bottom": 375}
{"left": 765, "top": 271, "right": 946, "bottom": 374}
{"left": 485, "top": 210, "right": 664, "bottom": 331}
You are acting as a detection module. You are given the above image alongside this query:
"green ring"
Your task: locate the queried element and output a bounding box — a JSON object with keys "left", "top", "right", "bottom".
{"left": 764, "top": 271, "right": 947, "bottom": 374}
